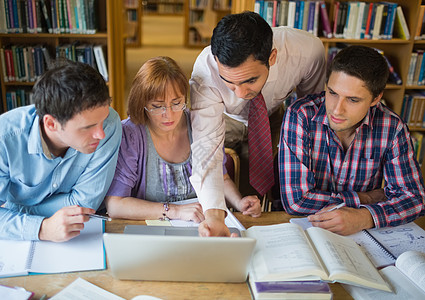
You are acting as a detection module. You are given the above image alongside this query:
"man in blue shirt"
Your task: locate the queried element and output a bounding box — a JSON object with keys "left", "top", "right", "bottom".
{"left": 0, "top": 61, "right": 122, "bottom": 241}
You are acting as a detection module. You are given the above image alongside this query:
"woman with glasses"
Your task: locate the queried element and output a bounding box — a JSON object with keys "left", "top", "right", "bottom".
{"left": 104, "top": 56, "right": 261, "bottom": 222}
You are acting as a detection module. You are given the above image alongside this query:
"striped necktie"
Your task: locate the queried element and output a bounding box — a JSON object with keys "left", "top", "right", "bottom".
{"left": 248, "top": 93, "right": 274, "bottom": 195}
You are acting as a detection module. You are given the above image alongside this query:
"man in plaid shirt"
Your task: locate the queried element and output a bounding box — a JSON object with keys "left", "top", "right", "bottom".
{"left": 279, "top": 45, "right": 425, "bottom": 235}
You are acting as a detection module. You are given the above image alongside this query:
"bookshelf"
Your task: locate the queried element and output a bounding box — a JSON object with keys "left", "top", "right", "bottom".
{"left": 185, "top": 0, "right": 232, "bottom": 48}
{"left": 0, "top": 0, "right": 127, "bottom": 119}
{"left": 143, "top": 0, "right": 184, "bottom": 15}
{"left": 234, "top": 0, "right": 425, "bottom": 174}
{"left": 125, "top": 0, "right": 142, "bottom": 47}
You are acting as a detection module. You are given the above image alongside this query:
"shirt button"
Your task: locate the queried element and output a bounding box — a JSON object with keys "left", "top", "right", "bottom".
{"left": 53, "top": 183, "right": 58, "bottom": 188}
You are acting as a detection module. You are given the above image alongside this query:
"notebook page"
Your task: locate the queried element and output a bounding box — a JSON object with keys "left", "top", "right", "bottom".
{"left": 366, "top": 222, "right": 425, "bottom": 258}
{"left": 0, "top": 240, "right": 32, "bottom": 277}
{"left": 29, "top": 218, "right": 104, "bottom": 273}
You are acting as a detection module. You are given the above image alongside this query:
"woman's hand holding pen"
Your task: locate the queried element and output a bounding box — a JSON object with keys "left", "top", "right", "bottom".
{"left": 39, "top": 205, "right": 94, "bottom": 242}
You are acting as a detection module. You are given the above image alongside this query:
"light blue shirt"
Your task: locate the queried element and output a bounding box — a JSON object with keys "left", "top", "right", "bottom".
{"left": 0, "top": 105, "right": 122, "bottom": 240}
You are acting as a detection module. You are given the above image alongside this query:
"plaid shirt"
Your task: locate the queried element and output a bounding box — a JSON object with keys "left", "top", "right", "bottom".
{"left": 279, "top": 92, "right": 425, "bottom": 228}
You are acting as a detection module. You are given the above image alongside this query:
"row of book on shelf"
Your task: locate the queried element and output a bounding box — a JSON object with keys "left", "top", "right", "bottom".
{"left": 407, "top": 50, "right": 425, "bottom": 86}
{"left": 5, "top": 89, "right": 34, "bottom": 111}
{"left": 401, "top": 91, "right": 425, "bottom": 165}
{"left": 255, "top": 1, "right": 409, "bottom": 40}
{"left": 0, "top": 43, "right": 108, "bottom": 84}
{"left": 0, "top": 0, "right": 98, "bottom": 34}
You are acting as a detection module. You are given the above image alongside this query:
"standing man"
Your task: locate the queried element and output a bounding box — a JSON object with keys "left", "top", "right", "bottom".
{"left": 279, "top": 45, "right": 425, "bottom": 235}
{"left": 190, "top": 11, "right": 326, "bottom": 236}
{"left": 0, "top": 60, "right": 122, "bottom": 241}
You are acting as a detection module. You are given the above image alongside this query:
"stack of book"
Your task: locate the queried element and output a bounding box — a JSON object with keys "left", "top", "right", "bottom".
{"left": 0, "top": 0, "right": 98, "bottom": 34}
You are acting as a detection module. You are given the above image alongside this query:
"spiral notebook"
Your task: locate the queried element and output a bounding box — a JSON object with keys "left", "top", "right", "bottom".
{"left": 0, "top": 218, "right": 105, "bottom": 278}
{"left": 290, "top": 217, "right": 425, "bottom": 268}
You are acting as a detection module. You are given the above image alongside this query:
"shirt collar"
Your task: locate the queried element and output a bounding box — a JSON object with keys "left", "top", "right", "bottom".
{"left": 27, "top": 115, "right": 45, "bottom": 155}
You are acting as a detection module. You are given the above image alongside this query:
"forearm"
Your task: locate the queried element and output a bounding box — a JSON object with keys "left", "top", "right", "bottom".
{"left": 0, "top": 207, "right": 44, "bottom": 240}
{"left": 223, "top": 174, "right": 242, "bottom": 210}
{"left": 105, "top": 196, "right": 166, "bottom": 220}
{"left": 282, "top": 187, "right": 358, "bottom": 215}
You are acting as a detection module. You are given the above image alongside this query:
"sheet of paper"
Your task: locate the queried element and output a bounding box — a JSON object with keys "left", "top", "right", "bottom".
{"left": 50, "top": 277, "right": 125, "bottom": 300}
{"left": 0, "top": 285, "right": 33, "bottom": 300}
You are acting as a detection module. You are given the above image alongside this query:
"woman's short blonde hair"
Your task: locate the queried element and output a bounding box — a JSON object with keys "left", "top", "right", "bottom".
{"left": 127, "top": 56, "right": 188, "bottom": 125}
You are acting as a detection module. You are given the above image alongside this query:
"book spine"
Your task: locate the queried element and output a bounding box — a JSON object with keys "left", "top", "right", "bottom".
{"left": 307, "top": 1, "right": 315, "bottom": 34}
{"left": 319, "top": 1, "right": 332, "bottom": 38}
{"left": 4, "top": 48, "right": 14, "bottom": 81}
{"left": 22, "top": 46, "right": 29, "bottom": 82}
{"left": 0, "top": 47, "right": 8, "bottom": 83}
{"left": 0, "top": 1, "right": 7, "bottom": 33}
{"left": 94, "top": 45, "right": 108, "bottom": 82}
{"left": 11, "top": 45, "right": 20, "bottom": 81}
{"left": 379, "top": 3, "right": 388, "bottom": 39}
{"left": 396, "top": 6, "right": 410, "bottom": 40}
{"left": 40, "top": 0, "right": 52, "bottom": 33}
{"left": 13, "top": 0, "right": 23, "bottom": 33}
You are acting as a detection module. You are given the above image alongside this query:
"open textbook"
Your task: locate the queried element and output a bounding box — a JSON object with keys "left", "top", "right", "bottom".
{"left": 242, "top": 223, "right": 391, "bottom": 292}
{"left": 0, "top": 218, "right": 105, "bottom": 278}
{"left": 343, "top": 250, "right": 425, "bottom": 299}
{"left": 290, "top": 217, "right": 425, "bottom": 268}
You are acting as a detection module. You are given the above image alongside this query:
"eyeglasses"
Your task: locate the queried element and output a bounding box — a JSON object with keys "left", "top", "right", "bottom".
{"left": 144, "top": 102, "right": 187, "bottom": 115}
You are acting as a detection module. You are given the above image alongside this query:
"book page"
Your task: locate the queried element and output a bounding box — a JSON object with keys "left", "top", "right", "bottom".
{"left": 244, "top": 223, "right": 327, "bottom": 281}
{"left": 367, "top": 222, "right": 425, "bottom": 257}
{"left": 343, "top": 265, "right": 425, "bottom": 299}
{"left": 395, "top": 250, "right": 425, "bottom": 293}
{"left": 0, "top": 240, "right": 32, "bottom": 277}
{"left": 307, "top": 227, "right": 390, "bottom": 291}
{"left": 29, "top": 218, "right": 104, "bottom": 273}
{"left": 290, "top": 217, "right": 397, "bottom": 268}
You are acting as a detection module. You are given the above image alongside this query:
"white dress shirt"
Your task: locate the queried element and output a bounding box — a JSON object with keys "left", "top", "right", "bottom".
{"left": 189, "top": 26, "right": 326, "bottom": 212}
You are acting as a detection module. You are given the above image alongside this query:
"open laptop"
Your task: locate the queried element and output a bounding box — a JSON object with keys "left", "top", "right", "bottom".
{"left": 103, "top": 225, "right": 256, "bottom": 283}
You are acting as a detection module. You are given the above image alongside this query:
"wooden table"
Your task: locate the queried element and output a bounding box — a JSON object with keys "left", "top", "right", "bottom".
{"left": 1, "top": 213, "right": 424, "bottom": 300}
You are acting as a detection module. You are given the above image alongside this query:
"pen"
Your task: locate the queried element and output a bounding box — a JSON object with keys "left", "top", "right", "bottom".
{"left": 90, "top": 214, "right": 112, "bottom": 221}
{"left": 326, "top": 203, "right": 345, "bottom": 212}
